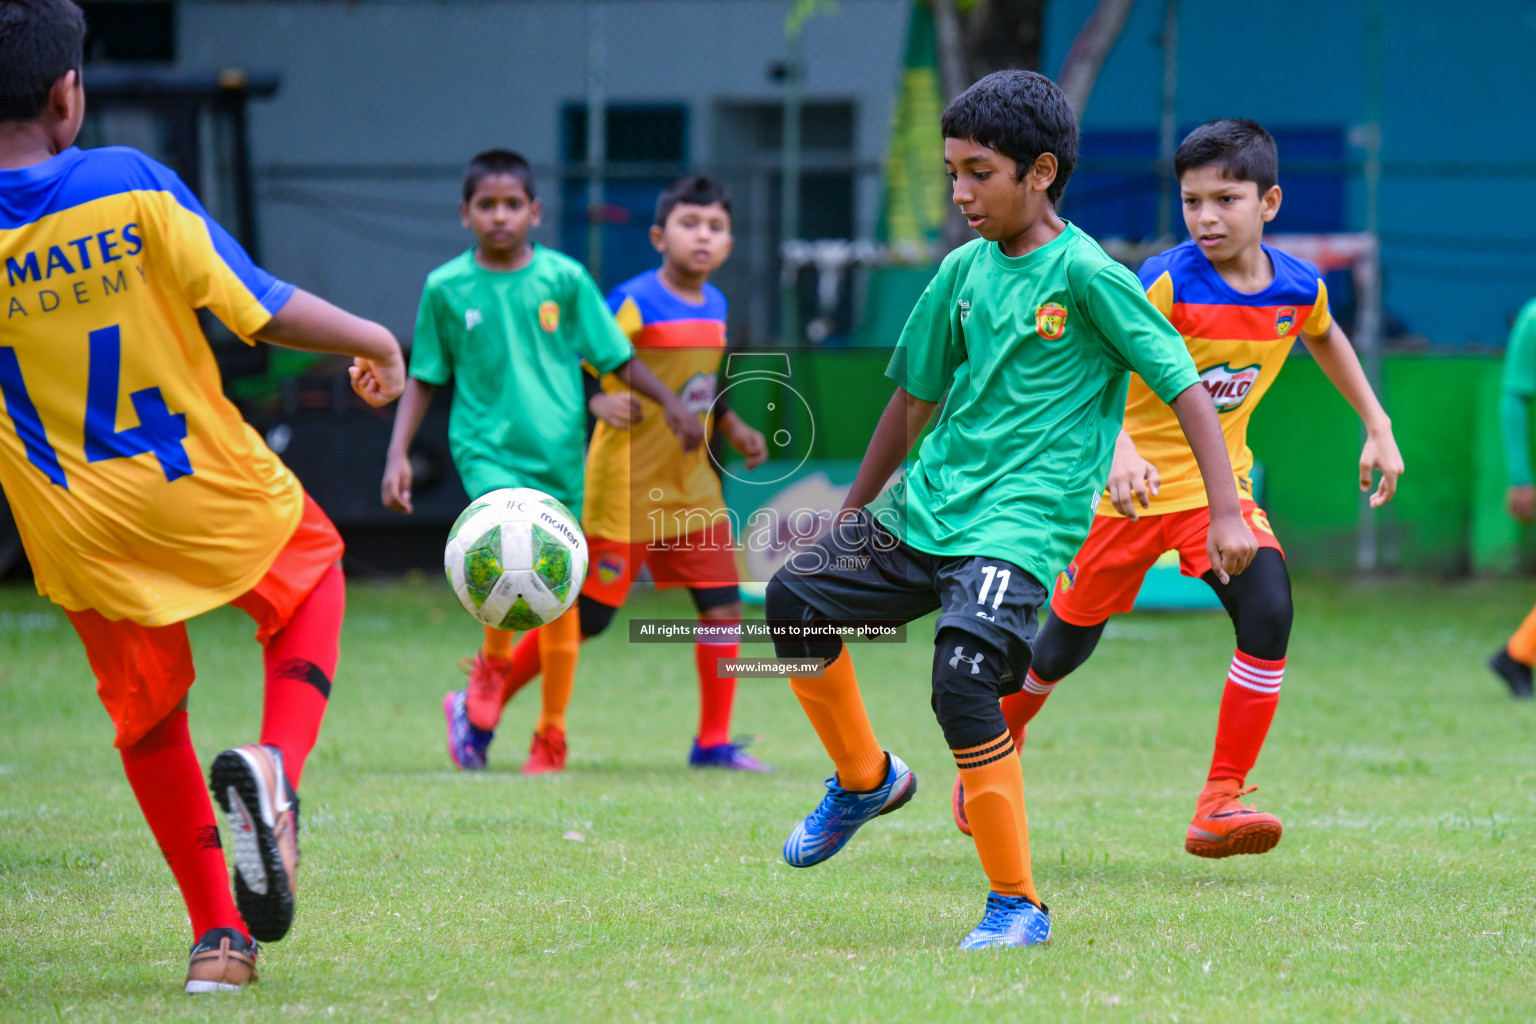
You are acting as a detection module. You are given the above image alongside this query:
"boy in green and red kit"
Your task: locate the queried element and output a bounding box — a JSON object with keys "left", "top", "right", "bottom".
{"left": 380, "top": 150, "right": 702, "bottom": 772}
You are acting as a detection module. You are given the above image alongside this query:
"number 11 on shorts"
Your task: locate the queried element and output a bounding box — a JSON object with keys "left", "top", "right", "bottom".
{"left": 977, "top": 565, "right": 1010, "bottom": 609}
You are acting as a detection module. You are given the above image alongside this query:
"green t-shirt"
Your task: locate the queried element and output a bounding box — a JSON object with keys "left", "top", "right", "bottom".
{"left": 409, "top": 245, "right": 634, "bottom": 510}
{"left": 868, "top": 226, "right": 1201, "bottom": 588}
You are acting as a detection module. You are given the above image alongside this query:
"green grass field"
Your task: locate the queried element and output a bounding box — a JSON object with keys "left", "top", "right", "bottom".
{"left": 3, "top": 576, "right": 1535, "bottom": 1023}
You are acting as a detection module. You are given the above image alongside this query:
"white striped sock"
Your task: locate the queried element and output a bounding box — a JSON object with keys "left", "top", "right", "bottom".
{"left": 1228, "top": 654, "right": 1284, "bottom": 695}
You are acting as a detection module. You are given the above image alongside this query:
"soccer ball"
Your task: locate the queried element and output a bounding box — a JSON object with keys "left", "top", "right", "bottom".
{"left": 444, "top": 488, "right": 588, "bottom": 630}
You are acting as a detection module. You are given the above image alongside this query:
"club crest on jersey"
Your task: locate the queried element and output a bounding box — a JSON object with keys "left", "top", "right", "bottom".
{"left": 1199, "top": 362, "right": 1262, "bottom": 412}
{"left": 677, "top": 371, "right": 717, "bottom": 415}
{"left": 538, "top": 300, "right": 561, "bottom": 333}
{"left": 596, "top": 553, "right": 625, "bottom": 585}
{"left": 1035, "top": 302, "right": 1067, "bottom": 340}
{"left": 1274, "top": 306, "right": 1297, "bottom": 337}
{"left": 465, "top": 308, "right": 483, "bottom": 331}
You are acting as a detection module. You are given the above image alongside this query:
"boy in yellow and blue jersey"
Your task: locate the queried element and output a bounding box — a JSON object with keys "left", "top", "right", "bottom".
{"left": 955, "top": 119, "right": 1405, "bottom": 859}
{"left": 380, "top": 151, "right": 704, "bottom": 774}
{"left": 0, "top": 0, "right": 405, "bottom": 992}
{"left": 481, "top": 176, "right": 772, "bottom": 770}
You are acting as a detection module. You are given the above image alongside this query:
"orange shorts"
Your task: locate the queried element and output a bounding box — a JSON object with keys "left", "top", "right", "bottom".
{"left": 581, "top": 521, "right": 739, "bottom": 607}
{"left": 67, "top": 495, "right": 344, "bottom": 749}
{"left": 1050, "top": 500, "right": 1283, "bottom": 626}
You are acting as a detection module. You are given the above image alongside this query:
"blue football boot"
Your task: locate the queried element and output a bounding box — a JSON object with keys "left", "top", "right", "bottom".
{"left": 958, "top": 893, "right": 1052, "bottom": 950}
{"left": 782, "top": 752, "right": 916, "bottom": 867}
{"left": 442, "top": 690, "right": 491, "bottom": 771}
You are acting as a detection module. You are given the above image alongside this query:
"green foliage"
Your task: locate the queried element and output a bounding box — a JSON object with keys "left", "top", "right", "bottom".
{"left": 2, "top": 579, "right": 1534, "bottom": 1021}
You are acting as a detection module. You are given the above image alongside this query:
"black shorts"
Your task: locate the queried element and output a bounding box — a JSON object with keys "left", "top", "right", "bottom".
{"left": 775, "top": 509, "right": 1047, "bottom": 685}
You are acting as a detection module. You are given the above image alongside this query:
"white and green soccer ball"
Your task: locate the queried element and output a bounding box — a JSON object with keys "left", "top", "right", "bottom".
{"left": 444, "top": 488, "right": 588, "bottom": 630}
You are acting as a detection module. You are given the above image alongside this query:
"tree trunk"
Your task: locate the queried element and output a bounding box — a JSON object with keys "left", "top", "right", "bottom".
{"left": 1057, "top": 0, "right": 1138, "bottom": 116}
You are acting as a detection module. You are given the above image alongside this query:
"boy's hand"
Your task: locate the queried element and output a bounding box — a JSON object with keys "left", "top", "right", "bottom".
{"left": 349, "top": 350, "right": 406, "bottom": 408}
{"left": 1107, "top": 433, "right": 1160, "bottom": 519}
{"left": 381, "top": 450, "right": 414, "bottom": 514}
{"left": 1206, "top": 512, "right": 1257, "bottom": 585}
{"left": 1359, "top": 428, "right": 1404, "bottom": 508}
{"left": 663, "top": 399, "right": 705, "bottom": 452}
{"left": 590, "top": 391, "right": 643, "bottom": 430}
{"left": 725, "top": 419, "right": 768, "bottom": 470}
{"left": 1509, "top": 485, "right": 1536, "bottom": 522}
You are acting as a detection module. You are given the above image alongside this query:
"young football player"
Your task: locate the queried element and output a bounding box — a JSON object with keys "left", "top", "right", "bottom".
{"left": 0, "top": 0, "right": 405, "bottom": 991}
{"left": 477, "top": 175, "right": 773, "bottom": 770}
{"left": 764, "top": 72, "right": 1257, "bottom": 949}
{"left": 1489, "top": 294, "right": 1536, "bottom": 698}
{"left": 380, "top": 150, "right": 703, "bottom": 773}
{"left": 951, "top": 119, "right": 1405, "bottom": 859}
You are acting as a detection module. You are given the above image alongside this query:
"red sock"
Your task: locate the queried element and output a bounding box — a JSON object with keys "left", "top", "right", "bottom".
{"left": 500, "top": 628, "right": 544, "bottom": 707}
{"left": 258, "top": 565, "right": 344, "bottom": 789}
{"left": 120, "top": 709, "right": 245, "bottom": 940}
{"left": 1208, "top": 650, "right": 1285, "bottom": 783}
{"left": 999, "top": 668, "right": 1057, "bottom": 746}
{"left": 695, "top": 627, "right": 738, "bottom": 748}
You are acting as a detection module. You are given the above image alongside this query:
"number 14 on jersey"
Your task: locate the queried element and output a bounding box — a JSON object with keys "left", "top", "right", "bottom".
{"left": 0, "top": 324, "right": 192, "bottom": 489}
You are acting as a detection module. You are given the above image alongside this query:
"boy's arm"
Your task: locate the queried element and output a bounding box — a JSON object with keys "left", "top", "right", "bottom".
{"left": 1169, "top": 385, "right": 1257, "bottom": 583}
{"left": 715, "top": 407, "right": 768, "bottom": 470}
{"left": 1501, "top": 393, "right": 1535, "bottom": 521}
{"left": 842, "top": 387, "right": 938, "bottom": 513}
{"left": 1299, "top": 322, "right": 1403, "bottom": 508}
{"left": 1106, "top": 426, "right": 1161, "bottom": 520}
{"left": 613, "top": 358, "right": 705, "bottom": 451}
{"left": 381, "top": 378, "right": 437, "bottom": 514}
{"left": 255, "top": 288, "right": 405, "bottom": 407}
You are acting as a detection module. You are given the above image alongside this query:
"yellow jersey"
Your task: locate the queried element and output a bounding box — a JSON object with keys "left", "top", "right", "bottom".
{"left": 1105, "top": 240, "right": 1331, "bottom": 517}
{"left": 583, "top": 270, "right": 726, "bottom": 543}
{"left": 0, "top": 146, "right": 303, "bottom": 625}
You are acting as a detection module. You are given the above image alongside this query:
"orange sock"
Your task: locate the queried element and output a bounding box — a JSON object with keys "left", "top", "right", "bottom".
{"left": 482, "top": 625, "right": 514, "bottom": 660}
{"left": 500, "top": 628, "right": 543, "bottom": 707}
{"left": 955, "top": 731, "right": 1039, "bottom": 904}
{"left": 1508, "top": 603, "right": 1536, "bottom": 665}
{"left": 787, "top": 647, "right": 887, "bottom": 791}
{"left": 535, "top": 606, "right": 581, "bottom": 734}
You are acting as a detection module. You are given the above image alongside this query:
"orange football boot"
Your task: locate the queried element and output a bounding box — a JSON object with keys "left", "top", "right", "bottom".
{"left": 1185, "top": 778, "right": 1283, "bottom": 858}
{"left": 522, "top": 727, "right": 568, "bottom": 775}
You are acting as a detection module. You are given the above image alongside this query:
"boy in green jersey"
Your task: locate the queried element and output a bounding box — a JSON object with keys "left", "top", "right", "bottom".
{"left": 1489, "top": 295, "right": 1536, "bottom": 698}
{"left": 381, "top": 150, "right": 702, "bottom": 772}
{"left": 765, "top": 72, "right": 1257, "bottom": 949}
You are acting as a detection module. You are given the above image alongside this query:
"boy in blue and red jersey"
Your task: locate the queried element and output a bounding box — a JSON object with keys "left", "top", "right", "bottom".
{"left": 952, "top": 119, "right": 1405, "bottom": 858}
{"left": 0, "top": 0, "right": 404, "bottom": 992}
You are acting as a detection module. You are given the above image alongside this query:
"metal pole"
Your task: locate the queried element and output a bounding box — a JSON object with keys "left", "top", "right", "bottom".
{"left": 779, "top": 17, "right": 802, "bottom": 347}
{"left": 1356, "top": 0, "right": 1385, "bottom": 572}
{"left": 1156, "top": 0, "right": 1178, "bottom": 240}
{"left": 585, "top": 0, "right": 606, "bottom": 286}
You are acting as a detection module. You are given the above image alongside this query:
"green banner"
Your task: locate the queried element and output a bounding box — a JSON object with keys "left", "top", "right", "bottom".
{"left": 855, "top": 1, "right": 949, "bottom": 346}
